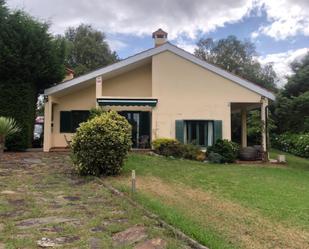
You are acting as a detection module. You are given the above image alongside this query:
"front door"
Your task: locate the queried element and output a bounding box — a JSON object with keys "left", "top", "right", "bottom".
{"left": 118, "top": 111, "right": 151, "bottom": 148}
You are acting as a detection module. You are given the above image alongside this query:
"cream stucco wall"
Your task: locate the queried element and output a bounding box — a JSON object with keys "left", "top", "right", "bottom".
{"left": 101, "top": 63, "right": 152, "bottom": 97}
{"left": 51, "top": 85, "right": 96, "bottom": 148}
{"left": 44, "top": 51, "right": 265, "bottom": 151}
{"left": 151, "top": 51, "right": 262, "bottom": 141}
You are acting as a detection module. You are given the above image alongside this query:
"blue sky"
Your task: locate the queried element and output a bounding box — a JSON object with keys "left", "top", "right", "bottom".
{"left": 6, "top": 0, "right": 309, "bottom": 86}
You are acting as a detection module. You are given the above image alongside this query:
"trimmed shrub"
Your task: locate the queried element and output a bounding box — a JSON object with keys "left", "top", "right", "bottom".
{"left": 207, "top": 139, "right": 240, "bottom": 163}
{"left": 152, "top": 138, "right": 184, "bottom": 158}
{"left": 272, "top": 133, "right": 309, "bottom": 158}
{"left": 208, "top": 152, "right": 224, "bottom": 164}
{"left": 152, "top": 138, "right": 205, "bottom": 161}
{"left": 71, "top": 111, "right": 132, "bottom": 176}
{"left": 182, "top": 143, "right": 205, "bottom": 161}
{"left": 89, "top": 107, "right": 106, "bottom": 119}
{"left": 0, "top": 83, "right": 37, "bottom": 150}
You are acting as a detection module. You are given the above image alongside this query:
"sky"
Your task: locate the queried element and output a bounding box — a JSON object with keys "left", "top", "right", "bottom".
{"left": 6, "top": 0, "right": 309, "bottom": 87}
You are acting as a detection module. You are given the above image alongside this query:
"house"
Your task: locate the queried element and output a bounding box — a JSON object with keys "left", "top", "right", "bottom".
{"left": 43, "top": 29, "right": 275, "bottom": 153}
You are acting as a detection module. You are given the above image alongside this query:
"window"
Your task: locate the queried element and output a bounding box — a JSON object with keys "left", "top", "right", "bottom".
{"left": 185, "top": 121, "right": 214, "bottom": 146}
{"left": 60, "top": 110, "right": 90, "bottom": 133}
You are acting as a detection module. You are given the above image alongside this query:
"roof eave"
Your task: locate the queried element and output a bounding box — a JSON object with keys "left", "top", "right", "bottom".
{"left": 44, "top": 42, "right": 276, "bottom": 101}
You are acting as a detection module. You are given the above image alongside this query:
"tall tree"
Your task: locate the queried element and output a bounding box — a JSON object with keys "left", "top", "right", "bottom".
{"left": 194, "top": 36, "right": 278, "bottom": 91}
{"left": 273, "top": 53, "right": 309, "bottom": 134}
{"left": 65, "top": 24, "right": 118, "bottom": 76}
{"left": 283, "top": 52, "right": 309, "bottom": 97}
{"left": 0, "top": 0, "right": 65, "bottom": 150}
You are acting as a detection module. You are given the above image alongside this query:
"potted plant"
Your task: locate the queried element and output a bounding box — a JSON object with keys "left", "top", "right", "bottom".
{"left": 0, "top": 117, "right": 21, "bottom": 154}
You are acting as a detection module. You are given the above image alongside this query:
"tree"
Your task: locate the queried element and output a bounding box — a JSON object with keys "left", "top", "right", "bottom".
{"left": 0, "top": 1, "right": 65, "bottom": 150}
{"left": 273, "top": 91, "right": 309, "bottom": 134}
{"left": 65, "top": 24, "right": 118, "bottom": 76}
{"left": 283, "top": 52, "right": 309, "bottom": 97}
{"left": 195, "top": 36, "right": 278, "bottom": 91}
{"left": 272, "top": 53, "right": 309, "bottom": 134}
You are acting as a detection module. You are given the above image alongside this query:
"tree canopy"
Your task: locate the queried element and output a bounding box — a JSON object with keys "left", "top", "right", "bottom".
{"left": 194, "top": 36, "right": 278, "bottom": 91}
{"left": 64, "top": 24, "right": 118, "bottom": 76}
{"left": 0, "top": 0, "right": 65, "bottom": 150}
{"left": 283, "top": 52, "right": 309, "bottom": 97}
{"left": 272, "top": 53, "right": 309, "bottom": 134}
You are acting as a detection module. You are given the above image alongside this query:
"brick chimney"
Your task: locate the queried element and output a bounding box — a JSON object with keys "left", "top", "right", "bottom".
{"left": 152, "top": 28, "right": 168, "bottom": 47}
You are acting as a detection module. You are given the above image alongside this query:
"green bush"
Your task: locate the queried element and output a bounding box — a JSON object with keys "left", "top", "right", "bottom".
{"left": 152, "top": 138, "right": 204, "bottom": 161}
{"left": 182, "top": 144, "right": 205, "bottom": 161}
{"left": 71, "top": 111, "right": 132, "bottom": 176}
{"left": 89, "top": 107, "right": 106, "bottom": 119}
{"left": 152, "top": 138, "right": 184, "bottom": 158}
{"left": 207, "top": 139, "right": 240, "bottom": 163}
{"left": 208, "top": 152, "right": 224, "bottom": 163}
{"left": 272, "top": 133, "right": 309, "bottom": 158}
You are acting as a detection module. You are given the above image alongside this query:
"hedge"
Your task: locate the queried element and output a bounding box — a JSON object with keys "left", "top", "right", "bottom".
{"left": 272, "top": 133, "right": 309, "bottom": 158}
{"left": 0, "top": 81, "right": 36, "bottom": 150}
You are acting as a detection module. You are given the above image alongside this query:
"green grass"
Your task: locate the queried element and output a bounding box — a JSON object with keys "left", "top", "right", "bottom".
{"left": 109, "top": 150, "right": 309, "bottom": 249}
{"left": 125, "top": 151, "right": 309, "bottom": 228}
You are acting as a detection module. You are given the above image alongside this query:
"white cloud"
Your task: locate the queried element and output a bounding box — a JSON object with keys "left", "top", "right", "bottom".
{"left": 6, "top": 0, "right": 254, "bottom": 38}
{"left": 106, "top": 39, "right": 127, "bottom": 51}
{"left": 174, "top": 38, "right": 196, "bottom": 53}
{"left": 258, "top": 48, "right": 309, "bottom": 86}
{"left": 252, "top": 0, "right": 309, "bottom": 40}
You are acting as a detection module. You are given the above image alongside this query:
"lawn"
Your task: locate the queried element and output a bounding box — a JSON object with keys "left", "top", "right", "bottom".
{"left": 108, "top": 151, "right": 309, "bottom": 249}
{"left": 0, "top": 152, "right": 190, "bottom": 249}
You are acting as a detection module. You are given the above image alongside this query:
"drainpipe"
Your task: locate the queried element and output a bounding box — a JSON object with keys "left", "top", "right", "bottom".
{"left": 265, "top": 105, "right": 269, "bottom": 154}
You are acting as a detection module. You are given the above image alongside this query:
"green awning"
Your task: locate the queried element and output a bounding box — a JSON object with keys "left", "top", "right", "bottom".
{"left": 97, "top": 98, "right": 158, "bottom": 107}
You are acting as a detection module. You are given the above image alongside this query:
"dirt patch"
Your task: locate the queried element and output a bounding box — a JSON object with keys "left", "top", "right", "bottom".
{"left": 1, "top": 190, "right": 17, "bottom": 195}
{"left": 16, "top": 216, "right": 79, "bottom": 229}
{"left": 112, "top": 226, "right": 148, "bottom": 246}
{"left": 63, "top": 196, "right": 81, "bottom": 201}
{"left": 135, "top": 238, "right": 167, "bottom": 249}
{"left": 89, "top": 237, "right": 101, "bottom": 249}
{"left": 37, "top": 236, "right": 79, "bottom": 247}
{"left": 133, "top": 176, "right": 309, "bottom": 249}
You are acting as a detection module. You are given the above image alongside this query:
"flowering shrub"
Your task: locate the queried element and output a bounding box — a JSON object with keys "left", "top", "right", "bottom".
{"left": 272, "top": 133, "right": 309, "bottom": 158}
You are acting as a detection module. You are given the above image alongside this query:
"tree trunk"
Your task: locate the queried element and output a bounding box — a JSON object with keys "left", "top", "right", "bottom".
{"left": 0, "top": 136, "right": 5, "bottom": 154}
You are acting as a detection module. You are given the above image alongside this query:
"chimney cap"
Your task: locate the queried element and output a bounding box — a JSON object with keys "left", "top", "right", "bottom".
{"left": 152, "top": 28, "right": 168, "bottom": 38}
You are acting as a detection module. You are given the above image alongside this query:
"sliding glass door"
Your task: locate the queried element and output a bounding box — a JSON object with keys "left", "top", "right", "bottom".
{"left": 118, "top": 111, "right": 151, "bottom": 148}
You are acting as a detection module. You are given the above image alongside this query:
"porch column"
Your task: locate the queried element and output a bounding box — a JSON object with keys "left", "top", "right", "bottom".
{"left": 261, "top": 97, "right": 268, "bottom": 156}
{"left": 241, "top": 107, "right": 247, "bottom": 148}
{"left": 96, "top": 76, "right": 102, "bottom": 106}
{"left": 43, "top": 96, "right": 52, "bottom": 152}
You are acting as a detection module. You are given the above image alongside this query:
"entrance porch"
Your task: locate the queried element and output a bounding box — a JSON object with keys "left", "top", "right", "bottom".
{"left": 231, "top": 98, "right": 269, "bottom": 159}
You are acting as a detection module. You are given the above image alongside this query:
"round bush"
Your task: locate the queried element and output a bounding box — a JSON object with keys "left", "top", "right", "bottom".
{"left": 71, "top": 111, "right": 132, "bottom": 176}
{"left": 207, "top": 139, "right": 240, "bottom": 163}
{"left": 152, "top": 138, "right": 184, "bottom": 158}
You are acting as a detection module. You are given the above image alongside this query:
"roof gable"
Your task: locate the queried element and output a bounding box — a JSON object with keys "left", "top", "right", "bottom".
{"left": 45, "top": 43, "right": 275, "bottom": 100}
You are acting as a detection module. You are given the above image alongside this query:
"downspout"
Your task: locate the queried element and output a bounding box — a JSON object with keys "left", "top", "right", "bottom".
{"left": 265, "top": 105, "right": 269, "bottom": 155}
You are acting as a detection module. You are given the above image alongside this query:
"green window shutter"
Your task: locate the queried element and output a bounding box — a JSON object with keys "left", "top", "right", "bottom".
{"left": 175, "top": 120, "right": 185, "bottom": 143}
{"left": 213, "top": 120, "right": 222, "bottom": 142}
{"left": 60, "top": 111, "right": 72, "bottom": 133}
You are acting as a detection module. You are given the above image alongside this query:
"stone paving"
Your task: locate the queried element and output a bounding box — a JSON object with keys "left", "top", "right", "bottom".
{"left": 0, "top": 152, "right": 190, "bottom": 249}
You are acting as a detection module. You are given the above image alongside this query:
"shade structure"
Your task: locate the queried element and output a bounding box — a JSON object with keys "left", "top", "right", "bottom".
{"left": 97, "top": 98, "right": 158, "bottom": 107}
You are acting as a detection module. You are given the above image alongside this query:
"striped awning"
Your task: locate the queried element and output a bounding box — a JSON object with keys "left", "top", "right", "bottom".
{"left": 97, "top": 98, "right": 158, "bottom": 107}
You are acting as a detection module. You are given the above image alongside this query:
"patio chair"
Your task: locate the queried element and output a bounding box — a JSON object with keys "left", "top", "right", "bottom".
{"left": 64, "top": 135, "right": 72, "bottom": 148}
{"left": 139, "top": 135, "right": 149, "bottom": 149}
